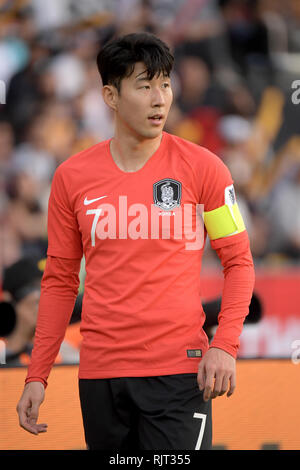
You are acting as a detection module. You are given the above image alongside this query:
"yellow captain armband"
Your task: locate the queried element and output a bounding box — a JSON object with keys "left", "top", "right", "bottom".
{"left": 203, "top": 185, "right": 246, "bottom": 240}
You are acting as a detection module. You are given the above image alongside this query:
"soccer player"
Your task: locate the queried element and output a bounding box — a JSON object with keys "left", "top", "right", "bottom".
{"left": 16, "top": 32, "right": 255, "bottom": 450}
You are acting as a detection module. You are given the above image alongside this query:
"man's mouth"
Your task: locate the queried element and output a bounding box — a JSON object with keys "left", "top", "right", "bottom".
{"left": 148, "top": 114, "right": 164, "bottom": 124}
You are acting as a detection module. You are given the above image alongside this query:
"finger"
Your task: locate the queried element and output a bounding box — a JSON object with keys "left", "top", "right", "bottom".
{"left": 17, "top": 406, "right": 28, "bottom": 428}
{"left": 211, "top": 371, "right": 224, "bottom": 399}
{"left": 22, "top": 419, "right": 47, "bottom": 435}
{"left": 28, "top": 402, "right": 40, "bottom": 426}
{"left": 197, "top": 364, "right": 205, "bottom": 391}
{"left": 25, "top": 401, "right": 41, "bottom": 435}
{"left": 20, "top": 419, "right": 39, "bottom": 435}
{"left": 17, "top": 402, "right": 37, "bottom": 434}
{"left": 227, "top": 373, "right": 236, "bottom": 397}
{"left": 219, "top": 373, "right": 230, "bottom": 397}
{"left": 36, "top": 423, "right": 48, "bottom": 433}
{"left": 203, "top": 369, "right": 215, "bottom": 402}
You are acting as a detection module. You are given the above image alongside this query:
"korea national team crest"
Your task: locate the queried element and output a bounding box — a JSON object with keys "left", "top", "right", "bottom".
{"left": 153, "top": 178, "right": 182, "bottom": 211}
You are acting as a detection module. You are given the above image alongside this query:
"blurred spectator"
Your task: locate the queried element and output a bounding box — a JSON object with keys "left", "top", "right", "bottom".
{"left": 218, "top": 114, "right": 271, "bottom": 259}
{"left": 4, "top": 114, "right": 53, "bottom": 259}
{"left": 4, "top": 168, "right": 48, "bottom": 260}
{"left": 218, "top": 0, "right": 270, "bottom": 72}
{"left": 1, "top": 257, "right": 43, "bottom": 365}
{"left": 266, "top": 165, "right": 300, "bottom": 259}
{"left": 5, "top": 38, "right": 51, "bottom": 142}
{"left": 113, "top": 0, "right": 156, "bottom": 36}
{"left": 0, "top": 0, "right": 299, "bottom": 270}
{"left": 0, "top": 120, "right": 21, "bottom": 268}
{"left": 0, "top": 8, "right": 30, "bottom": 87}
{"left": 285, "top": 0, "right": 300, "bottom": 53}
{"left": 166, "top": 55, "right": 226, "bottom": 153}
{"left": 1, "top": 257, "right": 80, "bottom": 366}
{"left": 0, "top": 120, "right": 14, "bottom": 215}
{"left": 176, "top": 55, "right": 224, "bottom": 113}
{"left": 259, "top": 0, "right": 289, "bottom": 54}
{"left": 30, "top": 0, "right": 73, "bottom": 32}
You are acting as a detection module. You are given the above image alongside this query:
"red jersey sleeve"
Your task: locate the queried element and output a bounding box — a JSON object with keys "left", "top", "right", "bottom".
{"left": 208, "top": 234, "right": 255, "bottom": 358}
{"left": 200, "top": 148, "right": 234, "bottom": 213}
{"left": 25, "top": 256, "right": 81, "bottom": 388}
{"left": 47, "top": 165, "right": 83, "bottom": 259}
{"left": 199, "top": 148, "right": 249, "bottom": 249}
{"left": 199, "top": 148, "right": 255, "bottom": 357}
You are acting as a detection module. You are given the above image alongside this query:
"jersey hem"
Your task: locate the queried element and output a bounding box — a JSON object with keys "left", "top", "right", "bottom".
{"left": 77, "top": 364, "right": 201, "bottom": 379}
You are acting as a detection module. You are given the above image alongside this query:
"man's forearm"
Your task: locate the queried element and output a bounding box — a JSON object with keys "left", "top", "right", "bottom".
{"left": 25, "top": 256, "right": 81, "bottom": 388}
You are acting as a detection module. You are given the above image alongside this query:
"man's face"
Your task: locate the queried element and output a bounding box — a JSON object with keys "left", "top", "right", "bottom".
{"left": 110, "top": 62, "right": 173, "bottom": 139}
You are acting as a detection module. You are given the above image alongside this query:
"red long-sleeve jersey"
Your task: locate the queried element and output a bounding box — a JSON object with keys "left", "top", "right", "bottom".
{"left": 25, "top": 132, "right": 255, "bottom": 388}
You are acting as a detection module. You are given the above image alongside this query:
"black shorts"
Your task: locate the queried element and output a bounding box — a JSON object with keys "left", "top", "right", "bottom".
{"left": 78, "top": 373, "right": 212, "bottom": 450}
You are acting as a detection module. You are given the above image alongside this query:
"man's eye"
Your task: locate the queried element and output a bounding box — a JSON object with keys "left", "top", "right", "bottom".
{"left": 162, "top": 83, "right": 170, "bottom": 88}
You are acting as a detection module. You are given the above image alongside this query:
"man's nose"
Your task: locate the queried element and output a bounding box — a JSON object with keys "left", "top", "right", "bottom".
{"left": 151, "top": 87, "right": 165, "bottom": 106}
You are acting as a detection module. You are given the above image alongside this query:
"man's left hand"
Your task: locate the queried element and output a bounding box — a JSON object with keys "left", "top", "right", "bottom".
{"left": 197, "top": 347, "right": 236, "bottom": 401}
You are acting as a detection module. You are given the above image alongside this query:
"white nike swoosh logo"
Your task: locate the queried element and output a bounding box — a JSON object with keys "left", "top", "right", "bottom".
{"left": 84, "top": 196, "right": 107, "bottom": 205}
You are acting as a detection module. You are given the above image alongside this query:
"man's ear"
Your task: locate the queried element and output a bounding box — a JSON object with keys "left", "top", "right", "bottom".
{"left": 102, "top": 85, "right": 119, "bottom": 111}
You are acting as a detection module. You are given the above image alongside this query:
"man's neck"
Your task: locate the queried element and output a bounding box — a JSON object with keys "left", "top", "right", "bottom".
{"left": 110, "top": 129, "right": 163, "bottom": 173}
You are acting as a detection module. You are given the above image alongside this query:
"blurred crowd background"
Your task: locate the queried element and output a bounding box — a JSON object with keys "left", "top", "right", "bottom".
{"left": 1, "top": 0, "right": 300, "bottom": 363}
{"left": 1, "top": 0, "right": 300, "bottom": 270}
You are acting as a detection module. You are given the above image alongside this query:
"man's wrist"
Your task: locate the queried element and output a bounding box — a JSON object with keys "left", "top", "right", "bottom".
{"left": 208, "top": 343, "right": 237, "bottom": 359}
{"left": 25, "top": 377, "right": 47, "bottom": 389}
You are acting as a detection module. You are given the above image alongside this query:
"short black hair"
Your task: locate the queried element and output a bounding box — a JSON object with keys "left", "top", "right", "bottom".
{"left": 97, "top": 32, "right": 174, "bottom": 92}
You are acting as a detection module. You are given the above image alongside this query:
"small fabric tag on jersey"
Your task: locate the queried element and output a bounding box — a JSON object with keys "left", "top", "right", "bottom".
{"left": 187, "top": 349, "right": 202, "bottom": 358}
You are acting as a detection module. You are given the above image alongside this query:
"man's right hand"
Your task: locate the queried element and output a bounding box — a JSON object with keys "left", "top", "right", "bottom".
{"left": 16, "top": 381, "right": 48, "bottom": 435}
